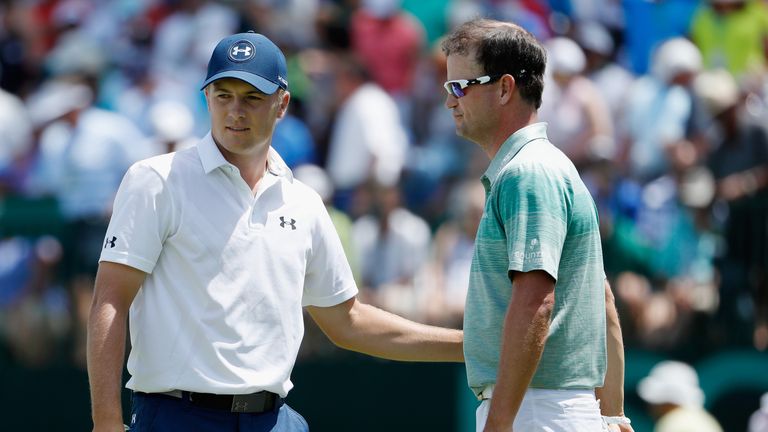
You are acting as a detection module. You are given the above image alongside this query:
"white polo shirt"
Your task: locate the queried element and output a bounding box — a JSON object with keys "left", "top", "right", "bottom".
{"left": 100, "top": 133, "right": 357, "bottom": 397}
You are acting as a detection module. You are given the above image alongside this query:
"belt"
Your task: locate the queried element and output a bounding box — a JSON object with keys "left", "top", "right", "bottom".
{"left": 143, "top": 390, "right": 282, "bottom": 413}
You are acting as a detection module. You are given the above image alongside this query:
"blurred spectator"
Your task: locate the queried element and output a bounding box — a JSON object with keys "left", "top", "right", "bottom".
{"left": 421, "top": 179, "right": 484, "bottom": 327}
{"left": 0, "top": 235, "right": 68, "bottom": 368}
{"left": 238, "top": 0, "right": 321, "bottom": 49}
{"left": 612, "top": 167, "right": 719, "bottom": 353}
{"left": 621, "top": 0, "right": 700, "bottom": 74}
{"left": 351, "top": 182, "right": 431, "bottom": 320}
{"left": 144, "top": 100, "right": 198, "bottom": 155}
{"left": 446, "top": 0, "right": 484, "bottom": 34}
{"left": 0, "top": 88, "right": 32, "bottom": 191}
{"left": 25, "top": 77, "right": 150, "bottom": 366}
{"left": 566, "top": 0, "right": 623, "bottom": 32}
{"left": 690, "top": 0, "right": 768, "bottom": 79}
{"left": 150, "top": 0, "right": 238, "bottom": 111}
{"left": 313, "top": 0, "right": 353, "bottom": 51}
{"left": 350, "top": 0, "right": 425, "bottom": 98}
{"left": 486, "top": 1, "right": 552, "bottom": 40}
{"left": 750, "top": 393, "right": 768, "bottom": 432}
{"left": 638, "top": 360, "right": 723, "bottom": 432}
{"left": 291, "top": 47, "right": 338, "bottom": 163}
{"left": 325, "top": 54, "right": 408, "bottom": 197}
{"left": 696, "top": 69, "right": 768, "bottom": 350}
{"left": 575, "top": 20, "right": 634, "bottom": 138}
{"left": 272, "top": 112, "right": 317, "bottom": 168}
{"left": 539, "top": 36, "right": 614, "bottom": 168}
{"left": 112, "top": 69, "right": 194, "bottom": 139}
{"left": 43, "top": 0, "right": 107, "bottom": 79}
{"left": 25, "top": 77, "right": 150, "bottom": 229}
{"left": 0, "top": 0, "right": 44, "bottom": 95}
{"left": 620, "top": 38, "right": 703, "bottom": 183}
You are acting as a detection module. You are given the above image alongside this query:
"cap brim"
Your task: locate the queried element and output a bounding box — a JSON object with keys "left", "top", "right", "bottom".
{"left": 200, "top": 71, "right": 280, "bottom": 94}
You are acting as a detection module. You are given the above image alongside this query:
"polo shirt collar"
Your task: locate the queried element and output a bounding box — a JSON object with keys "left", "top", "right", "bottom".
{"left": 197, "top": 132, "right": 294, "bottom": 181}
{"left": 482, "top": 122, "right": 549, "bottom": 188}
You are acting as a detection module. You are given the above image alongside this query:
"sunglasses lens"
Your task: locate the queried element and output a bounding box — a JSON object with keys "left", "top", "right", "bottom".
{"left": 450, "top": 82, "right": 465, "bottom": 98}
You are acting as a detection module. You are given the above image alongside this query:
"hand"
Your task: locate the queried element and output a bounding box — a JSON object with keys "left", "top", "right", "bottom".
{"left": 606, "top": 424, "right": 634, "bottom": 432}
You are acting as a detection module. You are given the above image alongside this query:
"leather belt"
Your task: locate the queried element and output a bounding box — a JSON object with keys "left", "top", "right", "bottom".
{"left": 143, "top": 390, "right": 282, "bottom": 413}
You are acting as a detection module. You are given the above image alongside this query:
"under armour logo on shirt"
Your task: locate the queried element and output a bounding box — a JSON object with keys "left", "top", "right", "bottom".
{"left": 104, "top": 236, "right": 117, "bottom": 249}
{"left": 279, "top": 216, "right": 296, "bottom": 230}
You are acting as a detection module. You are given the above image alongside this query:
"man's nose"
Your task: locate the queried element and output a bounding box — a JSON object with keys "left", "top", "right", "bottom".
{"left": 444, "top": 93, "right": 458, "bottom": 109}
{"left": 230, "top": 98, "right": 246, "bottom": 118}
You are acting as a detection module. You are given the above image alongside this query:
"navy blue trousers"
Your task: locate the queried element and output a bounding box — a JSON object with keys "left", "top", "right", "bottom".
{"left": 129, "top": 392, "right": 309, "bottom": 432}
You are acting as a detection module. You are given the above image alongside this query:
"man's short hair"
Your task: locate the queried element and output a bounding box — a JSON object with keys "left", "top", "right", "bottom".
{"left": 442, "top": 19, "right": 546, "bottom": 109}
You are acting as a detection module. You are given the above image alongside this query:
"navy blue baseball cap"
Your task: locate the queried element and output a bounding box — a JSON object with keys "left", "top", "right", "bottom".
{"left": 201, "top": 31, "right": 288, "bottom": 94}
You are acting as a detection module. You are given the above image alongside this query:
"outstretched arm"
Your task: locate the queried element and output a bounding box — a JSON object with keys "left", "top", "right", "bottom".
{"left": 306, "top": 297, "right": 463, "bottom": 362}
{"left": 596, "top": 280, "right": 634, "bottom": 432}
{"left": 87, "top": 262, "right": 145, "bottom": 432}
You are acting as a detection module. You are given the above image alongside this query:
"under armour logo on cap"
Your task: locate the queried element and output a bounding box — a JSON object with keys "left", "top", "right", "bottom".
{"left": 201, "top": 31, "right": 288, "bottom": 94}
{"left": 228, "top": 41, "right": 255, "bottom": 62}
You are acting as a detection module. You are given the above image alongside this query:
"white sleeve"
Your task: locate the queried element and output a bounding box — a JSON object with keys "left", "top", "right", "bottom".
{"left": 301, "top": 199, "right": 358, "bottom": 307}
{"left": 99, "top": 162, "right": 175, "bottom": 274}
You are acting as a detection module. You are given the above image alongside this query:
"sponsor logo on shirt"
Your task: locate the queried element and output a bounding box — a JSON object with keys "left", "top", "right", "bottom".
{"left": 104, "top": 236, "right": 117, "bottom": 249}
{"left": 279, "top": 216, "right": 297, "bottom": 230}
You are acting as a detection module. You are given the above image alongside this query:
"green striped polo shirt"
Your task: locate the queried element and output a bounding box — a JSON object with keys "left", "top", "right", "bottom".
{"left": 464, "top": 122, "right": 606, "bottom": 397}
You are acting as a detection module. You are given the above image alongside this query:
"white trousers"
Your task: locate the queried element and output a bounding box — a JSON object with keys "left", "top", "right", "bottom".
{"left": 476, "top": 388, "right": 607, "bottom": 432}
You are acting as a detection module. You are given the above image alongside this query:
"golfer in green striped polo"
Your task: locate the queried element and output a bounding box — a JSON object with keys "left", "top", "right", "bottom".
{"left": 441, "top": 19, "right": 633, "bottom": 432}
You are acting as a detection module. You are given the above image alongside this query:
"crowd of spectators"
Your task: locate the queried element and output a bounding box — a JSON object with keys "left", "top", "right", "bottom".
{"left": 0, "top": 0, "right": 767, "bottom": 422}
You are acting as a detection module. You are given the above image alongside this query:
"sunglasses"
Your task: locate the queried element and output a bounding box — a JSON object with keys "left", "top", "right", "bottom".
{"left": 443, "top": 74, "right": 504, "bottom": 98}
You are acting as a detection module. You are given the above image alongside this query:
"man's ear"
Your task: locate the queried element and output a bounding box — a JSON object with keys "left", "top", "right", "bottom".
{"left": 203, "top": 86, "right": 212, "bottom": 112}
{"left": 277, "top": 90, "right": 291, "bottom": 118}
{"left": 499, "top": 74, "right": 516, "bottom": 105}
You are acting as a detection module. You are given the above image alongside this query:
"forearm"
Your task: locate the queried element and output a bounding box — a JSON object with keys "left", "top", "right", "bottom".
{"left": 485, "top": 300, "right": 552, "bottom": 431}
{"left": 345, "top": 302, "right": 463, "bottom": 362}
{"left": 596, "top": 281, "right": 626, "bottom": 417}
{"left": 315, "top": 300, "right": 463, "bottom": 362}
{"left": 87, "top": 301, "right": 129, "bottom": 427}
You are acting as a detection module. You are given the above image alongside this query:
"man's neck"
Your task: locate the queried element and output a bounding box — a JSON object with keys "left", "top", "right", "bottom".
{"left": 484, "top": 110, "right": 538, "bottom": 160}
{"left": 240, "top": 158, "right": 270, "bottom": 193}
{"left": 217, "top": 143, "right": 271, "bottom": 193}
